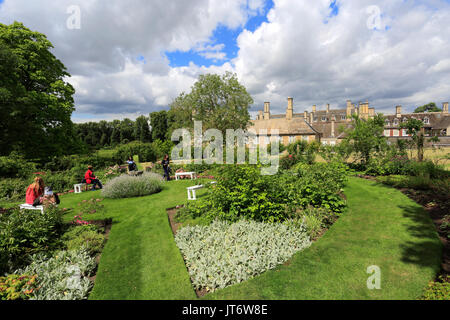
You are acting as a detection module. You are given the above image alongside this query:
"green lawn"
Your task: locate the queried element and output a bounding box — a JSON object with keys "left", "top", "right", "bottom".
{"left": 2, "top": 176, "right": 442, "bottom": 300}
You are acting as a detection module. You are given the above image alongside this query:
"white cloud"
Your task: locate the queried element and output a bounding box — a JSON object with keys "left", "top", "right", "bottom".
{"left": 1, "top": 0, "right": 449, "bottom": 122}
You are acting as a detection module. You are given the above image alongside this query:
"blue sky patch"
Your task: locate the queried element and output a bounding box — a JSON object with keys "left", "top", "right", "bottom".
{"left": 165, "top": 0, "right": 274, "bottom": 68}
{"left": 324, "top": 0, "right": 340, "bottom": 24}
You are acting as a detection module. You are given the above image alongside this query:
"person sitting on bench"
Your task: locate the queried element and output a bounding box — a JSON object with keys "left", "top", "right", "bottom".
{"left": 127, "top": 156, "right": 137, "bottom": 172}
{"left": 84, "top": 165, "right": 103, "bottom": 190}
{"left": 25, "top": 177, "right": 45, "bottom": 205}
{"left": 33, "top": 187, "right": 60, "bottom": 207}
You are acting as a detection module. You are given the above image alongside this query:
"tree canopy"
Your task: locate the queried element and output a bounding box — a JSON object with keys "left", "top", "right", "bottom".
{"left": 414, "top": 102, "right": 442, "bottom": 113}
{"left": 0, "top": 22, "right": 80, "bottom": 159}
{"left": 168, "top": 72, "right": 253, "bottom": 136}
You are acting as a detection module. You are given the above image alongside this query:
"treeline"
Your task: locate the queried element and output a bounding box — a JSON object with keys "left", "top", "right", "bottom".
{"left": 74, "top": 111, "right": 171, "bottom": 149}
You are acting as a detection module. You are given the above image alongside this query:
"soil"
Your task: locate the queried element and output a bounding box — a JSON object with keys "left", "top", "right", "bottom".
{"left": 358, "top": 175, "right": 450, "bottom": 277}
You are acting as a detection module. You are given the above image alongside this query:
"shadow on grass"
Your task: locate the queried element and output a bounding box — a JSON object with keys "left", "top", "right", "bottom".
{"left": 398, "top": 204, "right": 442, "bottom": 270}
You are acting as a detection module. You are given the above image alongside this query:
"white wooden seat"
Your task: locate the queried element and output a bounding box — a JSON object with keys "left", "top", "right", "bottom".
{"left": 186, "top": 181, "right": 216, "bottom": 200}
{"left": 19, "top": 204, "right": 44, "bottom": 214}
{"left": 175, "top": 172, "right": 197, "bottom": 180}
{"left": 74, "top": 183, "right": 86, "bottom": 193}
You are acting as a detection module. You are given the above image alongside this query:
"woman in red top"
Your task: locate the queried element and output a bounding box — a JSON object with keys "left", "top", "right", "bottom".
{"left": 84, "top": 166, "right": 103, "bottom": 190}
{"left": 25, "top": 177, "right": 45, "bottom": 205}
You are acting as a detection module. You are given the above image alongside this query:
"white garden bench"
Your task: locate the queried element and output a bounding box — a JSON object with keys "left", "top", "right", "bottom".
{"left": 187, "top": 181, "right": 216, "bottom": 200}
{"left": 19, "top": 204, "right": 44, "bottom": 214}
{"left": 175, "top": 172, "right": 197, "bottom": 180}
{"left": 74, "top": 183, "right": 87, "bottom": 194}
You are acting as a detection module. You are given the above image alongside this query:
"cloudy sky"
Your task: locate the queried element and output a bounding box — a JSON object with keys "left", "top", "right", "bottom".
{"left": 1, "top": 0, "right": 449, "bottom": 122}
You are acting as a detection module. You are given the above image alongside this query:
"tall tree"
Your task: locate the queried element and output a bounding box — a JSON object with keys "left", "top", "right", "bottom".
{"left": 134, "top": 115, "right": 151, "bottom": 142}
{"left": 344, "top": 114, "right": 387, "bottom": 165}
{"left": 400, "top": 118, "right": 425, "bottom": 162}
{"left": 0, "top": 22, "right": 78, "bottom": 158}
{"left": 150, "top": 110, "right": 169, "bottom": 141}
{"left": 414, "top": 102, "right": 442, "bottom": 113}
{"left": 168, "top": 72, "right": 253, "bottom": 135}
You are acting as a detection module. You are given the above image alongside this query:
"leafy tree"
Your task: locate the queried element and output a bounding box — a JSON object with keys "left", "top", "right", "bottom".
{"left": 119, "top": 118, "right": 135, "bottom": 144}
{"left": 0, "top": 22, "right": 79, "bottom": 158}
{"left": 344, "top": 114, "right": 387, "bottom": 165}
{"left": 150, "top": 111, "right": 168, "bottom": 141}
{"left": 168, "top": 72, "right": 253, "bottom": 136}
{"left": 414, "top": 102, "right": 442, "bottom": 113}
{"left": 134, "top": 116, "right": 151, "bottom": 143}
{"left": 400, "top": 118, "right": 425, "bottom": 162}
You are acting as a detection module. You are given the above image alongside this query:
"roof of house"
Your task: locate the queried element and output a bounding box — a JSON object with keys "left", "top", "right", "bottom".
{"left": 250, "top": 118, "right": 320, "bottom": 135}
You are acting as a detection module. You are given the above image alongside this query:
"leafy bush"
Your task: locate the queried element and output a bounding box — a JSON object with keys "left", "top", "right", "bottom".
{"left": 62, "top": 225, "right": 105, "bottom": 256}
{"left": 179, "top": 163, "right": 348, "bottom": 224}
{"left": 101, "top": 173, "right": 163, "bottom": 199}
{"left": 0, "top": 274, "right": 38, "bottom": 300}
{"left": 16, "top": 249, "right": 96, "bottom": 300}
{"left": 43, "top": 154, "right": 117, "bottom": 172}
{"left": 175, "top": 220, "right": 311, "bottom": 292}
{"left": 112, "top": 141, "right": 156, "bottom": 163}
{"left": 280, "top": 141, "right": 318, "bottom": 169}
{"left": 376, "top": 175, "right": 450, "bottom": 193}
{"left": 286, "top": 206, "right": 339, "bottom": 240}
{"left": 0, "top": 178, "right": 29, "bottom": 201}
{"left": 0, "top": 154, "right": 37, "bottom": 178}
{"left": 421, "top": 275, "right": 450, "bottom": 300}
{"left": 0, "top": 206, "right": 64, "bottom": 274}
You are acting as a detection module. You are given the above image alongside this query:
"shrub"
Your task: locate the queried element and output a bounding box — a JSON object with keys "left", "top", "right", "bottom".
{"left": 0, "top": 206, "right": 64, "bottom": 274}
{"left": 0, "top": 155, "right": 37, "bottom": 179}
{"left": 179, "top": 163, "right": 348, "bottom": 224}
{"left": 0, "top": 274, "right": 38, "bottom": 300}
{"left": 112, "top": 141, "right": 156, "bottom": 163}
{"left": 62, "top": 225, "right": 105, "bottom": 256}
{"left": 421, "top": 275, "right": 450, "bottom": 300}
{"left": 16, "top": 249, "right": 96, "bottom": 300}
{"left": 0, "top": 178, "right": 29, "bottom": 201}
{"left": 101, "top": 173, "right": 163, "bottom": 199}
{"left": 175, "top": 220, "right": 311, "bottom": 292}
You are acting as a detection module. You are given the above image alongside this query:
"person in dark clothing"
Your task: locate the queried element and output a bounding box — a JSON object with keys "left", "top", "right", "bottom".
{"left": 161, "top": 155, "right": 171, "bottom": 181}
{"left": 127, "top": 156, "right": 137, "bottom": 172}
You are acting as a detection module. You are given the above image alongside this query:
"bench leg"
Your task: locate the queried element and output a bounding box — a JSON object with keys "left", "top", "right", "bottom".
{"left": 187, "top": 189, "right": 192, "bottom": 200}
{"left": 192, "top": 189, "right": 197, "bottom": 200}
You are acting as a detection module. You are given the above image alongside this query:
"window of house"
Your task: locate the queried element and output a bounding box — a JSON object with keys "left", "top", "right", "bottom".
{"left": 289, "top": 136, "right": 295, "bottom": 143}
{"left": 302, "top": 135, "right": 308, "bottom": 142}
{"left": 385, "top": 120, "right": 390, "bottom": 126}
{"left": 341, "top": 115, "right": 346, "bottom": 120}
{"left": 423, "top": 117, "right": 430, "bottom": 124}
{"left": 393, "top": 119, "right": 399, "bottom": 125}
{"left": 393, "top": 129, "right": 399, "bottom": 137}
{"left": 384, "top": 130, "right": 390, "bottom": 137}
{"left": 322, "top": 116, "right": 327, "bottom": 122}
{"left": 403, "top": 118, "right": 408, "bottom": 123}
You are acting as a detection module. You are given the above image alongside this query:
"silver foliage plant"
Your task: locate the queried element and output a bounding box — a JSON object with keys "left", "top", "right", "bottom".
{"left": 175, "top": 220, "right": 311, "bottom": 292}
{"left": 101, "top": 173, "right": 163, "bottom": 199}
{"left": 17, "top": 248, "right": 96, "bottom": 300}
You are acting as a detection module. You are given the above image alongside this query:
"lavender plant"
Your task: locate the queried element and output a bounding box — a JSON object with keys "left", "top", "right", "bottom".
{"left": 101, "top": 173, "right": 163, "bottom": 199}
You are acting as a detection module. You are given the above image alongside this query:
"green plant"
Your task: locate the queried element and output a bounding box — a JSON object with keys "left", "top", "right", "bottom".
{"left": 101, "top": 173, "right": 163, "bottom": 199}
{"left": 0, "top": 206, "right": 64, "bottom": 274}
{"left": 421, "top": 275, "right": 450, "bottom": 300}
{"left": 62, "top": 225, "right": 105, "bottom": 256}
{"left": 0, "top": 274, "right": 38, "bottom": 300}
{"left": 17, "top": 249, "right": 96, "bottom": 300}
{"left": 0, "top": 178, "right": 29, "bottom": 201}
{"left": 0, "top": 153, "right": 37, "bottom": 178}
{"left": 175, "top": 220, "right": 311, "bottom": 292}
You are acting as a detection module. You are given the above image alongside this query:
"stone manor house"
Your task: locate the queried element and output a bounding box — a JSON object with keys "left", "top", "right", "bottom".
{"left": 250, "top": 98, "right": 450, "bottom": 146}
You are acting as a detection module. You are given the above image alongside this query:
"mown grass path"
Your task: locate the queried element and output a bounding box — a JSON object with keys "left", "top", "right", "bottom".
{"left": 55, "top": 177, "right": 441, "bottom": 299}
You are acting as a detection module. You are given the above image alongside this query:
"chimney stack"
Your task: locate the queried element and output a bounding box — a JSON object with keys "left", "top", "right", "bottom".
{"left": 286, "top": 97, "right": 293, "bottom": 120}
{"left": 396, "top": 105, "right": 402, "bottom": 118}
{"left": 304, "top": 111, "right": 308, "bottom": 121}
{"left": 264, "top": 102, "right": 271, "bottom": 120}
{"left": 258, "top": 110, "right": 263, "bottom": 120}
{"left": 312, "top": 105, "right": 316, "bottom": 113}
{"left": 443, "top": 102, "right": 449, "bottom": 114}
{"left": 346, "top": 100, "right": 353, "bottom": 118}
{"left": 326, "top": 104, "right": 330, "bottom": 113}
